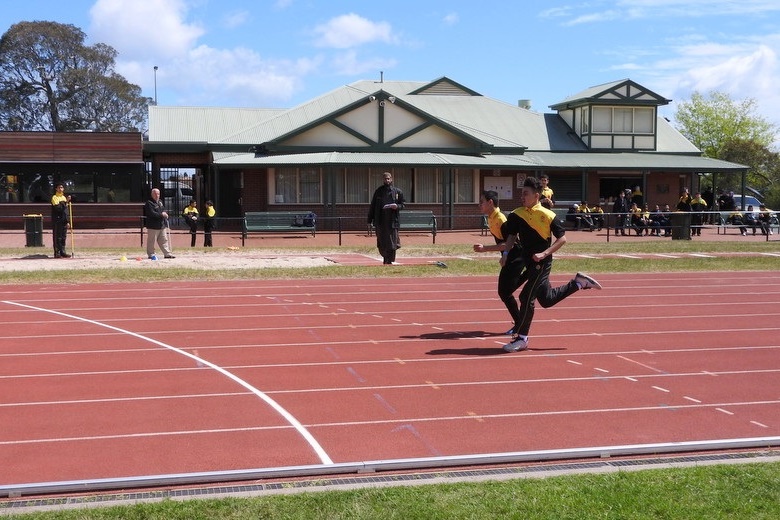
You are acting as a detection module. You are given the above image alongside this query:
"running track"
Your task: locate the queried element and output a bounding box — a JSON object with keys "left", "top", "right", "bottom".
{"left": 1, "top": 271, "right": 780, "bottom": 493}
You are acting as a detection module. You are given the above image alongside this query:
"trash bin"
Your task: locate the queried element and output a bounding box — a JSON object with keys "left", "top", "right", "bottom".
{"left": 670, "top": 212, "right": 691, "bottom": 240}
{"left": 23, "top": 214, "right": 44, "bottom": 247}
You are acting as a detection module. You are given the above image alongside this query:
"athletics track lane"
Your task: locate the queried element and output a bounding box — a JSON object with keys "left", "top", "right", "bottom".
{"left": 1, "top": 271, "right": 779, "bottom": 487}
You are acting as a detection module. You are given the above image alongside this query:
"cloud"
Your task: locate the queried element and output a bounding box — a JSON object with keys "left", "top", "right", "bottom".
{"left": 442, "top": 13, "right": 459, "bottom": 26}
{"left": 222, "top": 10, "right": 251, "bottom": 29}
{"left": 312, "top": 13, "right": 398, "bottom": 49}
{"left": 89, "top": 0, "right": 203, "bottom": 58}
{"left": 545, "top": 0, "right": 780, "bottom": 26}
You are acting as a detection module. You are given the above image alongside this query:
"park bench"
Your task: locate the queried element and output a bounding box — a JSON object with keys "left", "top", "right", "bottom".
{"left": 369, "top": 210, "right": 437, "bottom": 243}
{"left": 242, "top": 211, "right": 316, "bottom": 245}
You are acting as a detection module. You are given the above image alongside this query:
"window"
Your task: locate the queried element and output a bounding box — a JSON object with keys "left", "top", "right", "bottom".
{"left": 274, "top": 167, "right": 321, "bottom": 203}
{"left": 591, "top": 106, "right": 655, "bottom": 134}
{"left": 613, "top": 108, "right": 633, "bottom": 132}
{"left": 331, "top": 167, "right": 475, "bottom": 204}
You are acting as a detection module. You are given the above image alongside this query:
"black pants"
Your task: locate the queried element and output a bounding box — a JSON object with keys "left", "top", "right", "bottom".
{"left": 514, "top": 260, "right": 578, "bottom": 336}
{"left": 52, "top": 219, "right": 67, "bottom": 256}
{"left": 203, "top": 222, "right": 213, "bottom": 246}
{"left": 498, "top": 254, "right": 526, "bottom": 330}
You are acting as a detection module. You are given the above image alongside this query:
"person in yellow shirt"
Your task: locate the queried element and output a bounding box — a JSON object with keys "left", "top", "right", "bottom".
{"left": 50, "top": 183, "right": 71, "bottom": 258}
{"left": 203, "top": 200, "right": 216, "bottom": 246}
{"left": 690, "top": 191, "right": 708, "bottom": 236}
{"left": 182, "top": 200, "right": 199, "bottom": 247}
{"left": 473, "top": 190, "right": 526, "bottom": 335}
{"left": 540, "top": 174, "right": 554, "bottom": 203}
{"left": 590, "top": 202, "right": 605, "bottom": 231}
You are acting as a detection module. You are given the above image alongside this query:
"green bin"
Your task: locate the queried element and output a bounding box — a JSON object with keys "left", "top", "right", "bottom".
{"left": 23, "top": 214, "right": 44, "bottom": 247}
{"left": 670, "top": 212, "right": 691, "bottom": 240}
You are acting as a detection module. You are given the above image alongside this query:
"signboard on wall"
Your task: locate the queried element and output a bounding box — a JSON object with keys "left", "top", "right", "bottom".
{"left": 483, "top": 176, "right": 512, "bottom": 200}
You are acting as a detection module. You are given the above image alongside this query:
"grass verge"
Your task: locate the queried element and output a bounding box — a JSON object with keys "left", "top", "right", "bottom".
{"left": 6, "top": 461, "right": 779, "bottom": 519}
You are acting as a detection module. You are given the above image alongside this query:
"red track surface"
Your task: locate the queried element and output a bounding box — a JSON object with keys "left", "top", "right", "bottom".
{"left": 1, "top": 271, "right": 779, "bottom": 488}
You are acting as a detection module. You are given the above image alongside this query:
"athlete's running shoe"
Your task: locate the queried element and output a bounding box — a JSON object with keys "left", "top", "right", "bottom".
{"left": 574, "top": 272, "right": 602, "bottom": 290}
{"left": 503, "top": 335, "right": 528, "bottom": 352}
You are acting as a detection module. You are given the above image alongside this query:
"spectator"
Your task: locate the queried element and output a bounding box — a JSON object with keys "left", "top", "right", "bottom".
{"left": 590, "top": 202, "right": 605, "bottom": 231}
{"left": 203, "top": 200, "right": 216, "bottom": 246}
{"left": 758, "top": 204, "right": 774, "bottom": 236}
{"left": 50, "top": 183, "right": 71, "bottom": 258}
{"left": 577, "top": 201, "right": 596, "bottom": 231}
{"left": 702, "top": 187, "right": 715, "bottom": 224}
{"left": 649, "top": 204, "right": 668, "bottom": 236}
{"left": 743, "top": 205, "right": 760, "bottom": 235}
{"left": 631, "top": 185, "right": 643, "bottom": 207}
{"left": 540, "top": 174, "right": 554, "bottom": 204}
{"left": 612, "top": 190, "right": 629, "bottom": 236}
{"left": 719, "top": 190, "right": 736, "bottom": 211}
{"left": 566, "top": 204, "right": 583, "bottom": 230}
{"left": 727, "top": 208, "right": 748, "bottom": 236}
{"left": 182, "top": 200, "right": 199, "bottom": 247}
{"left": 690, "top": 191, "right": 708, "bottom": 236}
{"left": 677, "top": 188, "right": 692, "bottom": 212}
{"left": 629, "top": 202, "right": 648, "bottom": 236}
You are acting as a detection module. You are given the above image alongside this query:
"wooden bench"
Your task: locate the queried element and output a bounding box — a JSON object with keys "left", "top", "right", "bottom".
{"left": 369, "top": 210, "right": 437, "bottom": 243}
{"left": 242, "top": 211, "right": 316, "bottom": 245}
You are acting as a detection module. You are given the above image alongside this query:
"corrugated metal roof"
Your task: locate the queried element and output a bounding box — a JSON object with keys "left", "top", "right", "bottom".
{"left": 212, "top": 150, "right": 745, "bottom": 171}
{"left": 148, "top": 106, "right": 284, "bottom": 143}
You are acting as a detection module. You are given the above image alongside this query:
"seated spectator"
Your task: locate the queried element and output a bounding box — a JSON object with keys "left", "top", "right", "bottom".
{"left": 566, "top": 204, "right": 583, "bottom": 229}
{"left": 727, "top": 209, "right": 748, "bottom": 236}
{"left": 577, "top": 201, "right": 596, "bottom": 231}
{"left": 743, "top": 205, "right": 760, "bottom": 235}
{"left": 629, "top": 202, "right": 649, "bottom": 236}
{"left": 758, "top": 204, "right": 774, "bottom": 235}
{"left": 590, "top": 202, "right": 605, "bottom": 231}
{"left": 661, "top": 204, "right": 673, "bottom": 236}
{"left": 649, "top": 204, "right": 668, "bottom": 236}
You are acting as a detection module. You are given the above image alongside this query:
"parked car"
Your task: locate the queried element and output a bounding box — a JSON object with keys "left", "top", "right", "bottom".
{"left": 718, "top": 194, "right": 777, "bottom": 225}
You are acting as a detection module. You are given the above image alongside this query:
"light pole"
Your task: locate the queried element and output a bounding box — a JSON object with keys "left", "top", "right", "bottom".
{"left": 153, "top": 65, "right": 158, "bottom": 105}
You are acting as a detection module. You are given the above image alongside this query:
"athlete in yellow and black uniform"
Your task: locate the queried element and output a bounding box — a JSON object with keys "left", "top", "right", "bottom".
{"left": 473, "top": 190, "right": 525, "bottom": 333}
{"left": 499, "top": 177, "right": 602, "bottom": 352}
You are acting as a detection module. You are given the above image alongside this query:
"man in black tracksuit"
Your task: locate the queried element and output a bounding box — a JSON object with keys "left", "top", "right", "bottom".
{"left": 368, "top": 172, "right": 405, "bottom": 264}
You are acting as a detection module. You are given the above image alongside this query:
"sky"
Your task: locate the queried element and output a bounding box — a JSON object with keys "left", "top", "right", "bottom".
{"left": 3, "top": 0, "right": 780, "bottom": 144}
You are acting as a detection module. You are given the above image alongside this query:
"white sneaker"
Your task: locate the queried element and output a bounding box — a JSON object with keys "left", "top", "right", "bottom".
{"left": 503, "top": 335, "right": 528, "bottom": 352}
{"left": 574, "top": 272, "right": 603, "bottom": 290}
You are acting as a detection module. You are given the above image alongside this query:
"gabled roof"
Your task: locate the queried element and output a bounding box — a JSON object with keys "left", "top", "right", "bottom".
{"left": 549, "top": 79, "right": 671, "bottom": 110}
{"left": 145, "top": 77, "right": 726, "bottom": 168}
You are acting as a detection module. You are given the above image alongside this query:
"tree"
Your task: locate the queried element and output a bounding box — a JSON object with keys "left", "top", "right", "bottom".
{"left": 674, "top": 91, "right": 776, "bottom": 158}
{"left": 0, "top": 21, "right": 151, "bottom": 132}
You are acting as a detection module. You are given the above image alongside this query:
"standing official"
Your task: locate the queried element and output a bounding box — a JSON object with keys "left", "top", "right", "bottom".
{"left": 368, "top": 172, "right": 405, "bottom": 264}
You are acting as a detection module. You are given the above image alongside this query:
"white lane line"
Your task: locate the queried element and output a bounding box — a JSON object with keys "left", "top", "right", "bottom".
{"left": 651, "top": 386, "right": 670, "bottom": 393}
{"left": 716, "top": 408, "right": 734, "bottom": 415}
{"left": 1, "top": 300, "right": 333, "bottom": 465}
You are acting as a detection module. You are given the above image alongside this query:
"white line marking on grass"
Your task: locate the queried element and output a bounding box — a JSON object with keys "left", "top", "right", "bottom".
{"left": 1, "top": 300, "right": 333, "bottom": 465}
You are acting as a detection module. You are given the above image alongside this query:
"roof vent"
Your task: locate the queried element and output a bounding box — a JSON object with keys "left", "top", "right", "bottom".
{"left": 518, "top": 99, "right": 532, "bottom": 109}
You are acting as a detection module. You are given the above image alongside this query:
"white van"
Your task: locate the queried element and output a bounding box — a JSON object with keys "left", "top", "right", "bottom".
{"left": 162, "top": 181, "right": 195, "bottom": 211}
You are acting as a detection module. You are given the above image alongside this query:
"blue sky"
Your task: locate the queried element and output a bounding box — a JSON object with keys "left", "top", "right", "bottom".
{"left": 3, "top": 0, "right": 780, "bottom": 142}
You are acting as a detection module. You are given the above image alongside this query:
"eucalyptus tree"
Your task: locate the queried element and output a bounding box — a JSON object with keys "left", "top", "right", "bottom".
{"left": 0, "top": 21, "right": 151, "bottom": 132}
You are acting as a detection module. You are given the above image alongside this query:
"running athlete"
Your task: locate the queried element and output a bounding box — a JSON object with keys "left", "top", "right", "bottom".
{"left": 473, "top": 190, "right": 526, "bottom": 334}
{"left": 499, "top": 177, "right": 602, "bottom": 352}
